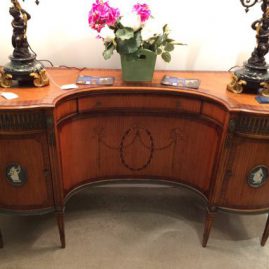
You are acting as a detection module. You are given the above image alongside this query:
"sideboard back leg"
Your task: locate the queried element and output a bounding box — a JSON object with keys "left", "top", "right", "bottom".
{"left": 202, "top": 207, "right": 217, "bottom": 247}
{"left": 56, "top": 210, "right": 65, "bottom": 248}
{"left": 261, "top": 213, "right": 269, "bottom": 246}
{"left": 0, "top": 229, "right": 3, "bottom": 248}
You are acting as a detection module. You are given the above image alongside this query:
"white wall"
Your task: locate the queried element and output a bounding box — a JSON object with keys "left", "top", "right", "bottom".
{"left": 0, "top": 0, "right": 265, "bottom": 71}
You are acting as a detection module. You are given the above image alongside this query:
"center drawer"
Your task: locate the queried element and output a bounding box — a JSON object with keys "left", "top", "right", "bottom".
{"left": 78, "top": 94, "right": 201, "bottom": 114}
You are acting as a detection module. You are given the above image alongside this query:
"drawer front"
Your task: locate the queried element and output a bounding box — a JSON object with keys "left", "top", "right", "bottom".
{"left": 202, "top": 102, "right": 227, "bottom": 125}
{"left": 78, "top": 94, "right": 201, "bottom": 114}
{"left": 55, "top": 99, "right": 77, "bottom": 122}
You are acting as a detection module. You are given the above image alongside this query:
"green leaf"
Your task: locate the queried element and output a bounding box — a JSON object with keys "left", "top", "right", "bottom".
{"left": 161, "top": 52, "right": 171, "bottom": 63}
{"left": 157, "top": 48, "right": 162, "bottom": 55}
{"left": 162, "top": 34, "right": 168, "bottom": 43}
{"left": 166, "top": 38, "right": 175, "bottom": 43}
{"left": 162, "top": 24, "right": 170, "bottom": 34}
{"left": 171, "top": 42, "right": 187, "bottom": 46}
{"left": 116, "top": 28, "right": 134, "bottom": 40}
{"left": 135, "top": 31, "right": 142, "bottom": 46}
{"left": 164, "top": 43, "right": 174, "bottom": 52}
{"left": 104, "top": 42, "right": 113, "bottom": 49}
{"left": 103, "top": 45, "right": 115, "bottom": 60}
{"left": 153, "top": 35, "right": 164, "bottom": 52}
{"left": 116, "top": 31, "right": 142, "bottom": 55}
{"left": 155, "top": 35, "right": 163, "bottom": 47}
{"left": 116, "top": 38, "right": 139, "bottom": 54}
{"left": 147, "top": 38, "right": 156, "bottom": 45}
{"left": 142, "top": 42, "right": 150, "bottom": 50}
{"left": 162, "top": 40, "right": 168, "bottom": 47}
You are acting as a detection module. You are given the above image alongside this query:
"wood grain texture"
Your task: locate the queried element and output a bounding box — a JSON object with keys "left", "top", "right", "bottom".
{"left": 0, "top": 68, "right": 267, "bottom": 113}
{"left": 78, "top": 94, "right": 201, "bottom": 114}
{"left": 202, "top": 207, "right": 217, "bottom": 247}
{"left": 201, "top": 102, "right": 227, "bottom": 125}
{"left": 221, "top": 136, "right": 269, "bottom": 209}
{"left": 58, "top": 114, "right": 220, "bottom": 197}
{"left": 0, "top": 134, "right": 53, "bottom": 211}
{"left": 0, "top": 229, "right": 3, "bottom": 248}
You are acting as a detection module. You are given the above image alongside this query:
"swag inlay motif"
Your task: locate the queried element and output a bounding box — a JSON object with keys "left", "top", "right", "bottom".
{"left": 93, "top": 126, "right": 185, "bottom": 172}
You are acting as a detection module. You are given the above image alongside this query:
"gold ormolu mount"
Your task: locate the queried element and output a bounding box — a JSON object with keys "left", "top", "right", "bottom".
{"left": 0, "top": 68, "right": 49, "bottom": 88}
{"left": 0, "top": 68, "right": 12, "bottom": 88}
{"left": 30, "top": 69, "right": 49, "bottom": 87}
{"left": 0, "top": 0, "right": 49, "bottom": 88}
{"left": 227, "top": 74, "right": 247, "bottom": 94}
{"left": 227, "top": 69, "right": 269, "bottom": 96}
{"left": 227, "top": 0, "right": 269, "bottom": 96}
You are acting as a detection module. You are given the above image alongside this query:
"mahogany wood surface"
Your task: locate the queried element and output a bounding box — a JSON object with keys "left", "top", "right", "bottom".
{"left": 58, "top": 115, "right": 219, "bottom": 197}
{"left": 1, "top": 68, "right": 269, "bottom": 248}
{"left": 0, "top": 68, "right": 267, "bottom": 112}
{"left": 0, "top": 229, "right": 3, "bottom": 248}
{"left": 0, "top": 133, "right": 53, "bottom": 211}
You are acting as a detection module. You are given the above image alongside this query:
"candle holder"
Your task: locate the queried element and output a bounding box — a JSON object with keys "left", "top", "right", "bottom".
{"left": 227, "top": 0, "right": 269, "bottom": 95}
{"left": 0, "top": 0, "right": 49, "bottom": 88}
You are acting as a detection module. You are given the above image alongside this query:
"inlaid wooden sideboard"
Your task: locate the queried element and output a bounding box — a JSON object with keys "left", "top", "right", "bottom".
{"left": 1, "top": 68, "right": 269, "bottom": 248}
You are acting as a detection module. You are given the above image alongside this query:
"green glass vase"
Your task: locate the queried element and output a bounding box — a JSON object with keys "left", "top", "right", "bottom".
{"left": 120, "top": 49, "right": 157, "bottom": 82}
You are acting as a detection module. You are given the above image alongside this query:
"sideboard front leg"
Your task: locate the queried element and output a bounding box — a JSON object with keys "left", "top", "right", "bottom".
{"left": 0, "top": 229, "right": 3, "bottom": 248}
{"left": 261, "top": 213, "right": 269, "bottom": 246}
{"left": 56, "top": 210, "right": 65, "bottom": 248}
{"left": 202, "top": 206, "right": 217, "bottom": 247}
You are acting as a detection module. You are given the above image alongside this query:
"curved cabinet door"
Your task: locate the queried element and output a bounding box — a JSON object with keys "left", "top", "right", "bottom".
{"left": 220, "top": 136, "right": 269, "bottom": 210}
{"left": 58, "top": 114, "right": 221, "bottom": 197}
{"left": 0, "top": 133, "right": 53, "bottom": 212}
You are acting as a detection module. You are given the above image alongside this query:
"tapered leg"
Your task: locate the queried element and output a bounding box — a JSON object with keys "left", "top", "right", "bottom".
{"left": 202, "top": 207, "right": 217, "bottom": 247}
{"left": 0, "top": 229, "right": 3, "bottom": 248}
{"left": 56, "top": 210, "right": 65, "bottom": 248}
{"left": 261, "top": 213, "right": 269, "bottom": 246}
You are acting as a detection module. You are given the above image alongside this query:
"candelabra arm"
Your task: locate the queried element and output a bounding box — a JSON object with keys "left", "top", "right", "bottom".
{"left": 240, "top": 0, "right": 260, "bottom": 12}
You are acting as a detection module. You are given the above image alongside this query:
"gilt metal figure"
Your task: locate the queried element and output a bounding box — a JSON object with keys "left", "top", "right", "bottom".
{"left": 0, "top": 0, "right": 49, "bottom": 88}
{"left": 228, "top": 0, "right": 269, "bottom": 95}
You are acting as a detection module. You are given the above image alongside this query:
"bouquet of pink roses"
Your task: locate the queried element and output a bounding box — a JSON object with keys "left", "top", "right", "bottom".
{"left": 88, "top": 0, "right": 183, "bottom": 62}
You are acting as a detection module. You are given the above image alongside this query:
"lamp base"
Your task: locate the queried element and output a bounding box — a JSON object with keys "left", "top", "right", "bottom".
{"left": 227, "top": 63, "right": 269, "bottom": 96}
{"left": 0, "top": 56, "right": 49, "bottom": 88}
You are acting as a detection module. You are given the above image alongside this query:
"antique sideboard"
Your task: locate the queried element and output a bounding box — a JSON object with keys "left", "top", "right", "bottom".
{"left": 1, "top": 68, "right": 269, "bottom": 248}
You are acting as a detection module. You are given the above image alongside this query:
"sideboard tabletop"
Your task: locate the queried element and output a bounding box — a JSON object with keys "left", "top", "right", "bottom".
{"left": 0, "top": 68, "right": 267, "bottom": 113}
